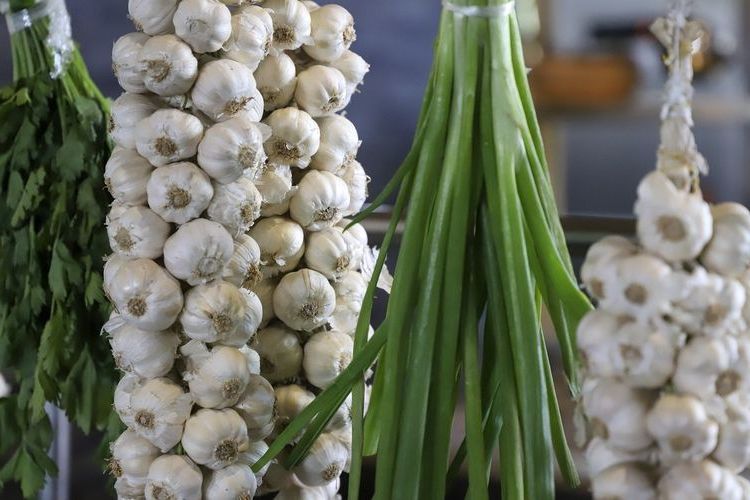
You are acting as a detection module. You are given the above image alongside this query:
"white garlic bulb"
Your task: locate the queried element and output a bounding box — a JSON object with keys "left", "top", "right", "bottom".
{"left": 163, "top": 218, "right": 234, "bottom": 285}
{"left": 328, "top": 49, "right": 369, "bottom": 100}
{"left": 107, "top": 319, "right": 180, "bottom": 378}
{"left": 265, "top": 0, "right": 312, "bottom": 51}
{"left": 182, "top": 408, "right": 250, "bottom": 470}
{"left": 256, "top": 164, "right": 296, "bottom": 216}
{"left": 135, "top": 109, "right": 204, "bottom": 166}
{"left": 249, "top": 216, "right": 305, "bottom": 278}
{"left": 337, "top": 159, "right": 369, "bottom": 216}
{"left": 264, "top": 107, "right": 320, "bottom": 168}
{"left": 192, "top": 59, "right": 259, "bottom": 122}
{"left": 303, "top": 4, "right": 355, "bottom": 63}
{"left": 328, "top": 296, "right": 360, "bottom": 335}
{"left": 646, "top": 393, "right": 718, "bottom": 465}
{"left": 635, "top": 170, "right": 713, "bottom": 263}
{"left": 258, "top": 461, "right": 299, "bottom": 495}
{"left": 671, "top": 270, "right": 745, "bottom": 337}
{"left": 273, "top": 268, "right": 336, "bottom": 331}
{"left": 106, "top": 205, "right": 170, "bottom": 259}
{"left": 304, "top": 330, "right": 353, "bottom": 389}
{"left": 181, "top": 280, "right": 263, "bottom": 346}
{"left": 112, "top": 33, "right": 149, "bottom": 93}
{"left": 293, "top": 433, "right": 348, "bottom": 487}
{"left": 673, "top": 335, "right": 750, "bottom": 405}
{"left": 252, "top": 323, "right": 303, "bottom": 383}
{"left": 610, "top": 320, "right": 679, "bottom": 388}
{"left": 109, "top": 429, "right": 161, "bottom": 490}
{"left": 580, "top": 235, "right": 638, "bottom": 302}
{"left": 294, "top": 65, "right": 347, "bottom": 117}
{"left": 657, "top": 460, "right": 743, "bottom": 500}
{"left": 121, "top": 377, "right": 193, "bottom": 452}
{"left": 145, "top": 455, "right": 202, "bottom": 500}
{"left": 181, "top": 340, "right": 253, "bottom": 408}
{"left": 301, "top": 0, "right": 320, "bottom": 10}
{"left": 333, "top": 270, "right": 367, "bottom": 308}
{"left": 305, "top": 226, "right": 358, "bottom": 280}
{"left": 173, "top": 0, "right": 232, "bottom": 54}
{"left": 702, "top": 202, "right": 750, "bottom": 278}
{"left": 139, "top": 35, "right": 198, "bottom": 97}
{"left": 103, "top": 254, "right": 131, "bottom": 300}
{"left": 581, "top": 378, "right": 655, "bottom": 452}
{"left": 108, "top": 258, "right": 184, "bottom": 331}
{"left": 146, "top": 162, "right": 213, "bottom": 224}
{"left": 198, "top": 115, "right": 271, "bottom": 184}
{"left": 114, "top": 475, "right": 146, "bottom": 499}
{"left": 584, "top": 437, "right": 656, "bottom": 479}
{"left": 114, "top": 374, "right": 141, "bottom": 423}
{"left": 127, "top": 0, "right": 178, "bottom": 35}
{"left": 223, "top": 234, "right": 263, "bottom": 288}
{"left": 289, "top": 170, "right": 350, "bottom": 231}
{"left": 235, "top": 374, "right": 277, "bottom": 440}
{"left": 714, "top": 416, "right": 750, "bottom": 472}
{"left": 326, "top": 394, "right": 352, "bottom": 432}
{"left": 576, "top": 309, "right": 624, "bottom": 379}
{"left": 590, "top": 464, "right": 656, "bottom": 500}
{"left": 338, "top": 218, "right": 367, "bottom": 249}
{"left": 104, "top": 147, "right": 153, "bottom": 206}
{"left": 274, "top": 384, "right": 315, "bottom": 438}
{"left": 207, "top": 177, "right": 263, "bottom": 237}
{"left": 204, "top": 464, "right": 257, "bottom": 500}
{"left": 255, "top": 53, "right": 297, "bottom": 111}
{"left": 253, "top": 278, "right": 278, "bottom": 328}
{"left": 110, "top": 93, "right": 160, "bottom": 150}
{"left": 224, "top": 6, "right": 274, "bottom": 71}
{"left": 310, "top": 114, "right": 359, "bottom": 172}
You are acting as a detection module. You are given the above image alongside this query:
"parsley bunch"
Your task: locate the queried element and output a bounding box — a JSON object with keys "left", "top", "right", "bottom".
{"left": 0, "top": 0, "right": 117, "bottom": 496}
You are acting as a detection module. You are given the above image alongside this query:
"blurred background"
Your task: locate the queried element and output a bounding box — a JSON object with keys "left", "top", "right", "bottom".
{"left": 2, "top": 0, "right": 750, "bottom": 498}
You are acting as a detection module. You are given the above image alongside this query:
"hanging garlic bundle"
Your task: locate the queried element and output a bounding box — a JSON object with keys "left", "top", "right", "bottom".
{"left": 580, "top": 2, "right": 750, "bottom": 498}
{"left": 105, "top": 1, "right": 380, "bottom": 498}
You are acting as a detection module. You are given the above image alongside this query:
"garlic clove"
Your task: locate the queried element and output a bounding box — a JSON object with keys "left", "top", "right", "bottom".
{"left": 263, "top": 107, "right": 320, "bottom": 168}
{"left": 294, "top": 65, "right": 348, "bottom": 117}
{"left": 145, "top": 455, "right": 202, "bottom": 500}
{"left": 198, "top": 114, "right": 269, "bottom": 184}
{"left": 207, "top": 177, "right": 263, "bottom": 237}
{"left": 701, "top": 202, "right": 750, "bottom": 278}
{"left": 265, "top": 0, "right": 312, "bottom": 52}
{"left": 289, "top": 170, "right": 350, "bottom": 231}
{"left": 110, "top": 93, "right": 160, "bottom": 150}
{"left": 146, "top": 162, "right": 214, "bottom": 224}
{"left": 303, "top": 330, "right": 353, "bottom": 389}
{"left": 292, "top": 433, "right": 348, "bottom": 487}
{"left": 303, "top": 4, "right": 355, "bottom": 63}
{"left": 223, "top": 5, "right": 274, "bottom": 72}
{"left": 173, "top": 0, "right": 232, "bottom": 54}
{"left": 252, "top": 322, "right": 303, "bottom": 383}
{"left": 128, "top": 0, "right": 178, "bottom": 36}
{"left": 273, "top": 268, "right": 336, "bottom": 331}
{"left": 192, "top": 59, "right": 259, "bottom": 122}
{"left": 140, "top": 35, "right": 198, "bottom": 97}
{"left": 104, "top": 147, "right": 153, "bottom": 206}
{"left": 163, "top": 218, "right": 234, "bottom": 285}
{"left": 135, "top": 108, "right": 204, "bottom": 166}
{"left": 235, "top": 374, "right": 276, "bottom": 441}
{"left": 182, "top": 408, "right": 250, "bottom": 470}
{"left": 112, "top": 33, "right": 150, "bottom": 93}
{"left": 255, "top": 52, "right": 298, "bottom": 111}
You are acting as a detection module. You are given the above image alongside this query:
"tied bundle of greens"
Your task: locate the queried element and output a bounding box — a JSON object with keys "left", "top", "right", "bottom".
{"left": 253, "top": 0, "right": 592, "bottom": 498}
{"left": 0, "top": 0, "right": 115, "bottom": 496}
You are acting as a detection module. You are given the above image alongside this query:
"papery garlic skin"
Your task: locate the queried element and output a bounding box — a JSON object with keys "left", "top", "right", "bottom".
{"left": 305, "top": 226, "right": 358, "bottom": 280}
{"left": 635, "top": 170, "right": 713, "bottom": 263}
{"left": 328, "top": 50, "right": 369, "bottom": 98}
{"left": 311, "top": 114, "right": 359, "bottom": 172}
{"left": 304, "top": 330, "right": 353, "bottom": 389}
{"left": 146, "top": 162, "right": 213, "bottom": 224}
{"left": 104, "top": 147, "right": 153, "bottom": 206}
{"left": 145, "top": 455, "right": 202, "bottom": 500}
{"left": 303, "top": 4, "right": 355, "bottom": 63}
{"left": 274, "top": 384, "right": 315, "bottom": 439}
{"left": 256, "top": 164, "right": 296, "bottom": 216}
{"left": 223, "top": 234, "right": 263, "bottom": 288}
{"left": 204, "top": 464, "right": 257, "bottom": 500}
{"left": 182, "top": 408, "right": 250, "bottom": 470}
{"left": 135, "top": 109, "right": 204, "bottom": 166}
{"left": 235, "top": 374, "right": 277, "bottom": 440}
{"left": 293, "top": 433, "right": 348, "bottom": 487}
{"left": 107, "top": 320, "right": 180, "bottom": 378}
{"left": 273, "top": 268, "right": 336, "bottom": 331}
{"left": 337, "top": 159, "right": 368, "bottom": 216}
{"left": 290, "top": 170, "right": 350, "bottom": 231}
{"left": 163, "top": 218, "right": 234, "bottom": 285}
{"left": 106, "top": 205, "right": 170, "bottom": 259}
{"left": 192, "top": 59, "right": 259, "bottom": 122}
{"left": 173, "top": 0, "right": 232, "bottom": 54}
{"left": 255, "top": 53, "right": 298, "bottom": 111}
{"left": 109, "top": 429, "right": 161, "bottom": 490}
{"left": 249, "top": 216, "right": 306, "bottom": 278}
{"left": 128, "top": 0, "right": 177, "bottom": 36}
{"left": 140, "top": 35, "right": 198, "bottom": 97}
{"left": 207, "top": 177, "right": 263, "bottom": 237}
{"left": 112, "top": 33, "right": 149, "bottom": 93}
{"left": 252, "top": 323, "right": 303, "bottom": 383}
{"left": 180, "top": 281, "right": 262, "bottom": 346}
{"left": 108, "top": 259, "right": 184, "bottom": 331}
{"left": 590, "top": 463, "right": 656, "bottom": 500}
{"left": 657, "top": 460, "right": 743, "bottom": 500}
{"left": 580, "top": 235, "right": 638, "bottom": 302}
{"left": 198, "top": 115, "right": 271, "bottom": 184}
{"left": 224, "top": 6, "right": 274, "bottom": 72}
{"left": 121, "top": 378, "right": 193, "bottom": 452}
{"left": 295, "top": 65, "right": 347, "bottom": 117}
{"left": 265, "top": 0, "right": 312, "bottom": 52}
{"left": 702, "top": 202, "right": 750, "bottom": 278}
{"left": 264, "top": 107, "right": 320, "bottom": 168}
{"left": 110, "top": 93, "right": 160, "bottom": 150}
{"left": 181, "top": 340, "right": 252, "bottom": 408}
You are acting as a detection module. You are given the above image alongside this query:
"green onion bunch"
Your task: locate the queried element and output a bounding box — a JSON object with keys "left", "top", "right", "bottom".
{"left": 0, "top": 0, "right": 115, "bottom": 496}
{"left": 254, "top": 1, "right": 592, "bottom": 498}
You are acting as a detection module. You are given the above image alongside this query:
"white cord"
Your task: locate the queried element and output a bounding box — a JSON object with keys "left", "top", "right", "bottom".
{"left": 442, "top": 1, "right": 515, "bottom": 18}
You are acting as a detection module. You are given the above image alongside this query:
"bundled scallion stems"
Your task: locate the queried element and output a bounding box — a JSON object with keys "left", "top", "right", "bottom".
{"left": 254, "top": 1, "right": 592, "bottom": 498}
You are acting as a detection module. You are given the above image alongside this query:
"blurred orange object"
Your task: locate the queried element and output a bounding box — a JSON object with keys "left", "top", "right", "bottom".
{"left": 529, "top": 55, "right": 637, "bottom": 109}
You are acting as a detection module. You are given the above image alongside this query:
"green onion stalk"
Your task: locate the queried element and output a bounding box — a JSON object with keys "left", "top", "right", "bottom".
{"left": 254, "top": 1, "right": 592, "bottom": 498}
{"left": 0, "top": 0, "right": 115, "bottom": 496}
